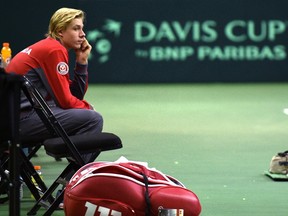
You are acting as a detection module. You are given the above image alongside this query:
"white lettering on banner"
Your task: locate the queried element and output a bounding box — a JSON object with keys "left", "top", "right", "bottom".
{"left": 135, "top": 21, "right": 217, "bottom": 43}
{"left": 149, "top": 46, "right": 194, "bottom": 61}
{"left": 84, "top": 202, "right": 122, "bottom": 216}
{"left": 87, "top": 19, "right": 288, "bottom": 63}
{"left": 197, "top": 45, "right": 286, "bottom": 60}
{"left": 136, "top": 45, "right": 286, "bottom": 61}
{"left": 225, "top": 20, "right": 287, "bottom": 42}
{"left": 132, "top": 20, "right": 288, "bottom": 61}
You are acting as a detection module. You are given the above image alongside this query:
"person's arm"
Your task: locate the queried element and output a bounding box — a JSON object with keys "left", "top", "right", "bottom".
{"left": 70, "top": 63, "right": 88, "bottom": 100}
{"left": 42, "top": 49, "right": 91, "bottom": 109}
{"left": 69, "top": 38, "right": 92, "bottom": 100}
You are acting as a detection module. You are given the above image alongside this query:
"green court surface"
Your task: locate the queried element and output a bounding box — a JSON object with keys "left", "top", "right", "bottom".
{"left": 1, "top": 83, "right": 288, "bottom": 215}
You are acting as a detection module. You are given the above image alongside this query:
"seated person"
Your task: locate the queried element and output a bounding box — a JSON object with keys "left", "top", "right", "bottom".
{"left": 5, "top": 7, "right": 103, "bottom": 163}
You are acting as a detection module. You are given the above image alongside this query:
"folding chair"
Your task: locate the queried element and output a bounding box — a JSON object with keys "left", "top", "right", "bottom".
{"left": 0, "top": 71, "right": 51, "bottom": 215}
{"left": 0, "top": 71, "right": 22, "bottom": 216}
{"left": 21, "top": 77, "right": 122, "bottom": 216}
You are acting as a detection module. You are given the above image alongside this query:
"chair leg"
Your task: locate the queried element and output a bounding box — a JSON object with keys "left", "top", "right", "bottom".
{"left": 20, "top": 168, "right": 41, "bottom": 201}
{"left": 26, "top": 145, "right": 42, "bottom": 160}
{"left": 27, "top": 162, "right": 79, "bottom": 216}
{"left": 43, "top": 190, "right": 64, "bottom": 216}
{"left": 0, "top": 166, "right": 9, "bottom": 204}
{"left": 0, "top": 146, "right": 48, "bottom": 202}
{"left": 18, "top": 150, "right": 52, "bottom": 201}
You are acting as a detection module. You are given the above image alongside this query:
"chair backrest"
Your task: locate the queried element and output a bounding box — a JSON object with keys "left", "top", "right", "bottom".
{"left": 0, "top": 71, "right": 22, "bottom": 143}
{"left": 0, "top": 70, "right": 22, "bottom": 216}
{"left": 21, "top": 76, "right": 85, "bottom": 166}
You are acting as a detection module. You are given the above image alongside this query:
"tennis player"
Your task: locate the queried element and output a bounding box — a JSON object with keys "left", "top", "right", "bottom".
{"left": 6, "top": 8, "right": 103, "bottom": 163}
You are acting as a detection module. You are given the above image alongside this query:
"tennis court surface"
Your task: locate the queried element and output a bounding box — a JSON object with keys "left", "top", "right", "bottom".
{"left": 1, "top": 83, "right": 288, "bottom": 216}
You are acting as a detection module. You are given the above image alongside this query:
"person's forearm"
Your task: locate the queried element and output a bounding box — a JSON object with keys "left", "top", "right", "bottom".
{"left": 70, "top": 63, "right": 88, "bottom": 99}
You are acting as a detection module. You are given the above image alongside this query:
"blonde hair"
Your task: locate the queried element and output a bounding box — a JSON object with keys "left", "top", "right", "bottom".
{"left": 46, "top": 8, "right": 85, "bottom": 39}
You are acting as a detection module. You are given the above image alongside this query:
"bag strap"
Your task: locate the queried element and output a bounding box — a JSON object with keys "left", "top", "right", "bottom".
{"left": 142, "top": 172, "right": 151, "bottom": 216}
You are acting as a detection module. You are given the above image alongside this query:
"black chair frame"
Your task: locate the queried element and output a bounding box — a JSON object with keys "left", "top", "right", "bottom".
{"left": 0, "top": 72, "right": 52, "bottom": 215}
{"left": 21, "top": 76, "right": 122, "bottom": 216}
{"left": 0, "top": 72, "right": 22, "bottom": 216}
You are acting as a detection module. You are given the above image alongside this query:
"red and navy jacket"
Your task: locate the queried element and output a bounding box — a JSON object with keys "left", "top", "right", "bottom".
{"left": 6, "top": 37, "right": 91, "bottom": 110}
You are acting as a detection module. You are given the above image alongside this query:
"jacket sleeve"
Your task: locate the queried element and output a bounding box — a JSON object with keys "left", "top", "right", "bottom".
{"left": 41, "top": 49, "right": 91, "bottom": 109}
{"left": 69, "top": 63, "right": 88, "bottom": 100}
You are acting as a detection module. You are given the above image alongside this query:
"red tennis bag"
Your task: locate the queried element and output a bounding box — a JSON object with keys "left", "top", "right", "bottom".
{"left": 64, "top": 159, "right": 201, "bottom": 216}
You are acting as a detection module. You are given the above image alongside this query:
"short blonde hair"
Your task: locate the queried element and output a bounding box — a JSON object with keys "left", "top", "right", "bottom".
{"left": 46, "top": 8, "right": 85, "bottom": 39}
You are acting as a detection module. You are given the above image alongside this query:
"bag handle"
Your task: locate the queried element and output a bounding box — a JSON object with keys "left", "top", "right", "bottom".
{"left": 119, "top": 162, "right": 169, "bottom": 182}
{"left": 277, "top": 151, "right": 288, "bottom": 157}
